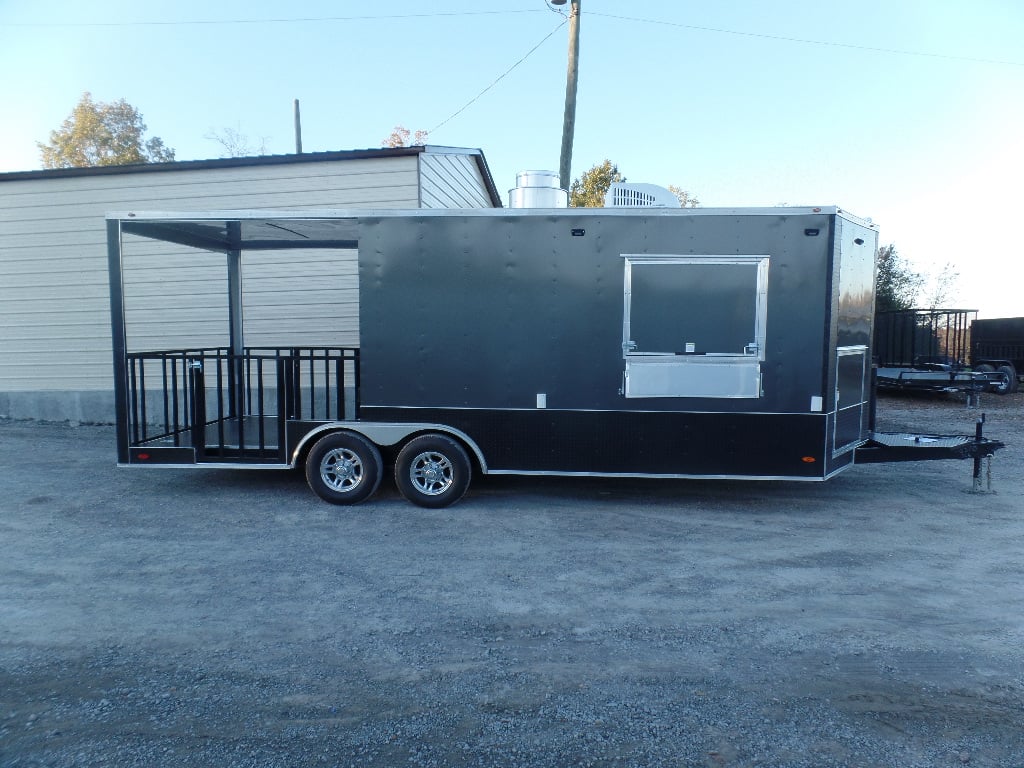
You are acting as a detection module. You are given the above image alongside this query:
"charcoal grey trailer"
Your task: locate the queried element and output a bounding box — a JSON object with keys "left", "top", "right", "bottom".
{"left": 106, "top": 207, "right": 1002, "bottom": 507}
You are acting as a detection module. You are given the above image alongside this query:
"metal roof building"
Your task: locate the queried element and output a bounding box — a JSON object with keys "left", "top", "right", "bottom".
{"left": 0, "top": 146, "right": 501, "bottom": 423}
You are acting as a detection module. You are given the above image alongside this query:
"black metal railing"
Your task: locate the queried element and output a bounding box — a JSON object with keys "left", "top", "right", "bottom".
{"left": 874, "top": 309, "right": 976, "bottom": 369}
{"left": 126, "top": 347, "right": 359, "bottom": 461}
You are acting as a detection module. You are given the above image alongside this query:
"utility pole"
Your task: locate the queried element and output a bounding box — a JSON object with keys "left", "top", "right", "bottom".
{"left": 294, "top": 99, "right": 303, "bottom": 154}
{"left": 558, "top": 0, "right": 580, "bottom": 191}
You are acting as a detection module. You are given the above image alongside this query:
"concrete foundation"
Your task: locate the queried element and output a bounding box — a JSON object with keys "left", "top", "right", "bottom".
{"left": 0, "top": 391, "right": 117, "bottom": 424}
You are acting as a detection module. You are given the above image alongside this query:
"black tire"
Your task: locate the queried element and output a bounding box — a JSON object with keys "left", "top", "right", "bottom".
{"left": 394, "top": 434, "right": 472, "bottom": 509}
{"left": 996, "top": 364, "right": 1019, "bottom": 395}
{"left": 975, "top": 364, "right": 1002, "bottom": 394}
{"left": 305, "top": 432, "right": 383, "bottom": 505}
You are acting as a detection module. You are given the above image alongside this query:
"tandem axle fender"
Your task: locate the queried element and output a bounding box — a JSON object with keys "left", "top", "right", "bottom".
{"left": 290, "top": 421, "right": 488, "bottom": 472}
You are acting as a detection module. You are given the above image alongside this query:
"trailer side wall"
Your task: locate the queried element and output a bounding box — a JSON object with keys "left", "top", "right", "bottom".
{"left": 358, "top": 211, "right": 877, "bottom": 477}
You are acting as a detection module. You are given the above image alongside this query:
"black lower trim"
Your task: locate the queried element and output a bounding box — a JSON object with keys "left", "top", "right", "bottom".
{"left": 364, "top": 407, "right": 831, "bottom": 478}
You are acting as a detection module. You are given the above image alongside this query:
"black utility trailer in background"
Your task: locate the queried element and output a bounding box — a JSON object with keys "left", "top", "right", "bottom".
{"left": 971, "top": 316, "right": 1024, "bottom": 393}
{"left": 875, "top": 309, "right": 1019, "bottom": 395}
{"left": 107, "top": 208, "right": 1002, "bottom": 507}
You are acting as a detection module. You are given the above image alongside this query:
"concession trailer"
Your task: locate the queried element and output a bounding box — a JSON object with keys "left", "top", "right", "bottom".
{"left": 106, "top": 207, "right": 1003, "bottom": 507}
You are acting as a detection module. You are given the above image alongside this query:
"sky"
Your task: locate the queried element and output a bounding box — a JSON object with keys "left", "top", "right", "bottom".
{"left": 1, "top": 0, "right": 1022, "bottom": 318}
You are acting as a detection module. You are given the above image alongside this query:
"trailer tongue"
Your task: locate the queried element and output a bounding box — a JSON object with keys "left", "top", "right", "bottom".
{"left": 106, "top": 207, "right": 1005, "bottom": 507}
{"left": 857, "top": 421, "right": 1003, "bottom": 463}
{"left": 857, "top": 416, "right": 1004, "bottom": 494}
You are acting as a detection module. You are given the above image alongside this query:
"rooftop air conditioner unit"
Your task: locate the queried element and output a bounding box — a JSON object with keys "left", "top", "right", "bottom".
{"left": 604, "top": 182, "right": 680, "bottom": 208}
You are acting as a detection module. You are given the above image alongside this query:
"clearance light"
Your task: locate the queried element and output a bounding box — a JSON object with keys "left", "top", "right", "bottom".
{"left": 137, "top": 453, "right": 151, "bottom": 461}
{"left": 801, "top": 456, "right": 817, "bottom": 463}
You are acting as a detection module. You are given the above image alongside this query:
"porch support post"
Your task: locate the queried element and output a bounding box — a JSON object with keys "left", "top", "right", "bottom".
{"left": 107, "top": 218, "right": 130, "bottom": 463}
{"left": 226, "top": 221, "right": 244, "bottom": 418}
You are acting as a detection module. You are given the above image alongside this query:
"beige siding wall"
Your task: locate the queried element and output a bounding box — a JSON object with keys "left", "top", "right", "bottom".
{"left": 419, "top": 153, "right": 494, "bottom": 208}
{"left": 118, "top": 241, "right": 360, "bottom": 354}
{"left": 0, "top": 156, "right": 435, "bottom": 420}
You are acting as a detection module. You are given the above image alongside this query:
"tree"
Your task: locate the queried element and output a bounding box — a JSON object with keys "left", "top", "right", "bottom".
{"left": 38, "top": 92, "right": 175, "bottom": 168}
{"left": 875, "top": 243, "right": 924, "bottom": 312}
{"left": 569, "top": 161, "right": 700, "bottom": 208}
{"left": 204, "top": 125, "right": 268, "bottom": 158}
{"left": 382, "top": 125, "right": 428, "bottom": 148}
{"left": 922, "top": 262, "right": 960, "bottom": 309}
{"left": 569, "top": 160, "right": 624, "bottom": 207}
{"left": 667, "top": 184, "right": 700, "bottom": 208}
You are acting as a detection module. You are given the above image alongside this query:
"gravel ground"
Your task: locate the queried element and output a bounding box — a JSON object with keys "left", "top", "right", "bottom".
{"left": 1, "top": 392, "right": 1022, "bottom": 768}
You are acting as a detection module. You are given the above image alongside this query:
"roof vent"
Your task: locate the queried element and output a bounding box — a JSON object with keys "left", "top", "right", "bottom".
{"left": 508, "top": 170, "right": 568, "bottom": 208}
{"left": 604, "top": 182, "right": 679, "bottom": 208}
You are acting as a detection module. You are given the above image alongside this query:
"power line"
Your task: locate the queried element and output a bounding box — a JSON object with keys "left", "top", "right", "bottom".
{"left": 429, "top": 20, "right": 567, "bottom": 135}
{"left": 12, "top": 6, "right": 1017, "bottom": 68}
{"left": 1, "top": 9, "right": 546, "bottom": 27}
{"left": 590, "top": 11, "right": 1024, "bottom": 68}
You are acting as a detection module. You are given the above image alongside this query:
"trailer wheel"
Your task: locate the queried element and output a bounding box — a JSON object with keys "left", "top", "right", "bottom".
{"left": 305, "top": 432, "right": 383, "bottom": 505}
{"left": 395, "top": 434, "right": 471, "bottom": 509}
{"left": 978, "top": 363, "right": 1016, "bottom": 395}
{"left": 995, "top": 364, "right": 1019, "bottom": 395}
{"left": 975, "top": 364, "right": 1003, "bottom": 394}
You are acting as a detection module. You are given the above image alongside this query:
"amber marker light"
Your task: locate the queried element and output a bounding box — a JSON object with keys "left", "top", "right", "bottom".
{"left": 801, "top": 456, "right": 817, "bottom": 463}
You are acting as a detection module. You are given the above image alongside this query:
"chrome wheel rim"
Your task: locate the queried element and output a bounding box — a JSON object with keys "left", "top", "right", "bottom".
{"left": 321, "top": 447, "right": 364, "bottom": 492}
{"left": 409, "top": 451, "right": 454, "bottom": 496}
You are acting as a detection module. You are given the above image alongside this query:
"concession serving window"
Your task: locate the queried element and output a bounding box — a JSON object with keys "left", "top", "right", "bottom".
{"left": 621, "top": 254, "right": 769, "bottom": 398}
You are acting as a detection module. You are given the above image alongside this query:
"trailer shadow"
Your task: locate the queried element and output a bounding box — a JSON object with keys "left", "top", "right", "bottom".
{"left": 162, "top": 465, "right": 842, "bottom": 518}
{"left": 468, "top": 472, "right": 846, "bottom": 510}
